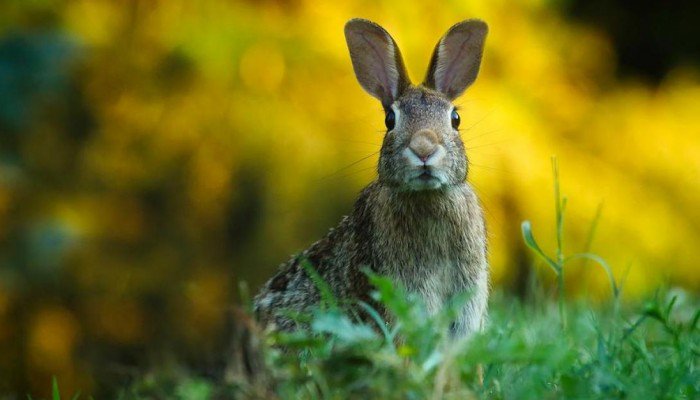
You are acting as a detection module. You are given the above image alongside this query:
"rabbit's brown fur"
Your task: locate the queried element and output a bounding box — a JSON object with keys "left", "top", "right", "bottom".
{"left": 255, "top": 19, "right": 489, "bottom": 337}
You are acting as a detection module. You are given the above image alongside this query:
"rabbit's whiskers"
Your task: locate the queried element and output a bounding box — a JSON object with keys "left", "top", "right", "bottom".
{"left": 336, "top": 138, "right": 382, "bottom": 147}
{"left": 319, "top": 151, "right": 380, "bottom": 181}
{"left": 468, "top": 160, "right": 503, "bottom": 173}
{"left": 463, "top": 128, "right": 502, "bottom": 143}
{"left": 460, "top": 111, "right": 493, "bottom": 133}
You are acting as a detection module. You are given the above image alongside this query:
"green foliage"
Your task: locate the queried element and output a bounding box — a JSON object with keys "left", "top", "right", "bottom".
{"left": 113, "top": 283, "right": 698, "bottom": 399}
{"left": 267, "top": 287, "right": 698, "bottom": 399}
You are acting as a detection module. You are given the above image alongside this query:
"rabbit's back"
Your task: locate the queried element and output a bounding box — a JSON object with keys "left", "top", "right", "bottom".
{"left": 253, "top": 190, "right": 377, "bottom": 330}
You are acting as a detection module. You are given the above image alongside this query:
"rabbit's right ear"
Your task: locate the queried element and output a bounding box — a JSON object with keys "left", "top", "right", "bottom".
{"left": 345, "top": 19, "right": 411, "bottom": 109}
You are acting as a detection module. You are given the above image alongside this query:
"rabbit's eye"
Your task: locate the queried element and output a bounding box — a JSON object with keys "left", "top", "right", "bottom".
{"left": 385, "top": 109, "right": 396, "bottom": 130}
{"left": 451, "top": 109, "right": 461, "bottom": 129}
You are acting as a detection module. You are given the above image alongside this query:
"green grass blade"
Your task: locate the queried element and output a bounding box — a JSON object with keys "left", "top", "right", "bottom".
{"left": 581, "top": 202, "right": 604, "bottom": 268}
{"left": 357, "top": 300, "right": 394, "bottom": 345}
{"left": 566, "top": 253, "right": 619, "bottom": 298}
{"left": 664, "top": 295, "right": 678, "bottom": 320}
{"left": 690, "top": 309, "right": 700, "bottom": 332}
{"left": 521, "top": 221, "right": 560, "bottom": 274}
{"left": 363, "top": 269, "right": 413, "bottom": 321}
{"left": 52, "top": 377, "right": 60, "bottom": 400}
{"left": 552, "top": 156, "right": 564, "bottom": 266}
{"left": 300, "top": 258, "right": 339, "bottom": 310}
{"left": 238, "top": 280, "right": 253, "bottom": 313}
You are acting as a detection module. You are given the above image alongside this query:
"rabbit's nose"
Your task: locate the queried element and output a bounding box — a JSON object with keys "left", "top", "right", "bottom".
{"left": 409, "top": 129, "right": 439, "bottom": 162}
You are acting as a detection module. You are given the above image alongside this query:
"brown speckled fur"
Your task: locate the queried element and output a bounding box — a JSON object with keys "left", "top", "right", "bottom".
{"left": 254, "top": 19, "right": 489, "bottom": 337}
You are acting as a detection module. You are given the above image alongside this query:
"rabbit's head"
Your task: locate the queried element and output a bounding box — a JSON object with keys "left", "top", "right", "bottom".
{"left": 345, "top": 19, "right": 487, "bottom": 191}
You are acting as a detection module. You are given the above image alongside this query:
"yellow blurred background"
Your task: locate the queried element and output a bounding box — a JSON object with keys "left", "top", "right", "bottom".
{"left": 0, "top": 0, "right": 698, "bottom": 396}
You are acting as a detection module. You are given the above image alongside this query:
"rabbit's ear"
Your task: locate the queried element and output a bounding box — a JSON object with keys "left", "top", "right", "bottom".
{"left": 345, "top": 19, "right": 411, "bottom": 108}
{"left": 423, "top": 20, "right": 488, "bottom": 100}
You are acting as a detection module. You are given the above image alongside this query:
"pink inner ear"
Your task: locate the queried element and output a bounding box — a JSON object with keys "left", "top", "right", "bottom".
{"left": 437, "top": 32, "right": 473, "bottom": 94}
{"left": 357, "top": 30, "right": 397, "bottom": 100}
{"left": 345, "top": 19, "right": 411, "bottom": 106}
{"left": 429, "top": 21, "right": 487, "bottom": 99}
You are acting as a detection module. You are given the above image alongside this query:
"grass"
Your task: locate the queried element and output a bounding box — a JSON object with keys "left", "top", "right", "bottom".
{"left": 111, "top": 285, "right": 698, "bottom": 400}
{"left": 42, "top": 161, "right": 700, "bottom": 399}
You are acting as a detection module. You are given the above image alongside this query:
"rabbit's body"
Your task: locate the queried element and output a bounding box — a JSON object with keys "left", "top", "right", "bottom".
{"left": 254, "top": 19, "right": 490, "bottom": 337}
{"left": 255, "top": 180, "right": 487, "bottom": 335}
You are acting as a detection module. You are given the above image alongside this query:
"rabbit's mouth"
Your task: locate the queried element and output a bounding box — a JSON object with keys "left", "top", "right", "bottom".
{"left": 418, "top": 170, "right": 434, "bottom": 181}
{"left": 405, "top": 168, "right": 445, "bottom": 190}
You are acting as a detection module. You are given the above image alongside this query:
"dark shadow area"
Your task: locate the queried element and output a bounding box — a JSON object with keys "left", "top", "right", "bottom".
{"left": 558, "top": 0, "right": 700, "bottom": 83}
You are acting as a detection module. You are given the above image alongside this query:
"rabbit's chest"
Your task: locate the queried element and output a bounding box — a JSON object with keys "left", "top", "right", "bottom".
{"left": 367, "top": 184, "right": 487, "bottom": 312}
{"left": 412, "top": 261, "right": 465, "bottom": 314}
{"left": 378, "top": 220, "right": 472, "bottom": 307}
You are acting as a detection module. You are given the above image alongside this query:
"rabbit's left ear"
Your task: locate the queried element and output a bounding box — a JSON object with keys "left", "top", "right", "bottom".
{"left": 423, "top": 20, "right": 488, "bottom": 100}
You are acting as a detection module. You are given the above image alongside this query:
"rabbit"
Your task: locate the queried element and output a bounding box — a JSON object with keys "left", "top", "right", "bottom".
{"left": 254, "top": 18, "right": 489, "bottom": 338}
